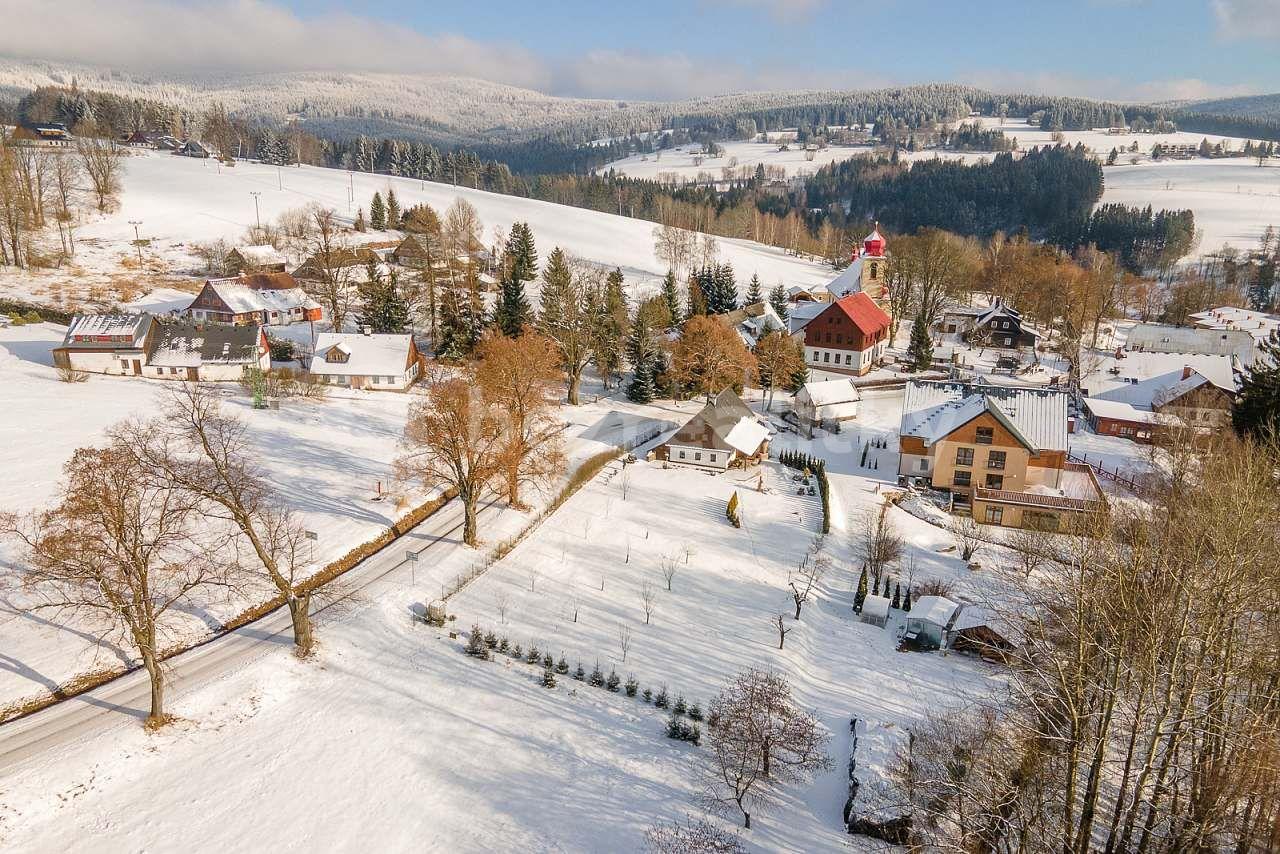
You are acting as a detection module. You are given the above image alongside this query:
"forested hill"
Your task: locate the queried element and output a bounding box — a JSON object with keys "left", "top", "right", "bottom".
{"left": 805, "top": 146, "right": 1105, "bottom": 240}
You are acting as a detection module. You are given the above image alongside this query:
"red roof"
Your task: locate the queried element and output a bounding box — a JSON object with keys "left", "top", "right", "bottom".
{"left": 834, "top": 292, "right": 891, "bottom": 336}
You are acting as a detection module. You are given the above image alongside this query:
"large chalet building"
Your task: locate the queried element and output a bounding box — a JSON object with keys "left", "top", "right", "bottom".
{"left": 800, "top": 291, "right": 892, "bottom": 376}
{"left": 185, "top": 274, "right": 322, "bottom": 327}
{"left": 898, "top": 380, "right": 1104, "bottom": 531}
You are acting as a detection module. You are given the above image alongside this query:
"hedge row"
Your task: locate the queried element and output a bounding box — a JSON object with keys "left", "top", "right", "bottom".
{"left": 778, "top": 449, "right": 831, "bottom": 534}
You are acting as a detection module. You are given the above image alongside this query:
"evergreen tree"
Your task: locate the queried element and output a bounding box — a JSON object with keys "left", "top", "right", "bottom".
{"left": 745, "top": 273, "right": 763, "bottom": 306}
{"left": 507, "top": 222, "right": 539, "bottom": 284}
{"left": 369, "top": 192, "right": 387, "bottom": 230}
{"left": 903, "top": 587, "right": 912, "bottom": 612}
{"left": 768, "top": 282, "right": 790, "bottom": 323}
{"left": 908, "top": 311, "right": 933, "bottom": 371}
{"left": 591, "top": 268, "right": 628, "bottom": 388}
{"left": 356, "top": 263, "right": 410, "bottom": 334}
{"left": 494, "top": 270, "right": 532, "bottom": 337}
{"left": 435, "top": 286, "right": 471, "bottom": 359}
{"left": 386, "top": 188, "right": 401, "bottom": 229}
{"left": 686, "top": 275, "right": 708, "bottom": 319}
{"left": 704, "top": 263, "right": 737, "bottom": 314}
{"left": 542, "top": 664, "right": 557, "bottom": 688}
{"left": 660, "top": 270, "right": 682, "bottom": 325}
{"left": 892, "top": 582, "right": 901, "bottom": 609}
{"left": 854, "top": 566, "right": 868, "bottom": 613}
{"left": 1233, "top": 330, "right": 1280, "bottom": 439}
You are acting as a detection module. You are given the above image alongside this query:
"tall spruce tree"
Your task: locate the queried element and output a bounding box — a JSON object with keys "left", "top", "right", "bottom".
{"left": 507, "top": 222, "right": 538, "bottom": 284}
{"left": 908, "top": 312, "right": 933, "bottom": 371}
{"left": 494, "top": 222, "right": 537, "bottom": 336}
{"left": 768, "top": 282, "right": 790, "bottom": 323}
{"left": 661, "top": 270, "right": 682, "bottom": 324}
{"left": 356, "top": 263, "right": 410, "bottom": 334}
{"left": 370, "top": 192, "right": 386, "bottom": 230}
{"left": 1233, "top": 330, "right": 1280, "bottom": 439}
{"left": 386, "top": 188, "right": 401, "bottom": 229}
{"left": 745, "top": 273, "right": 763, "bottom": 306}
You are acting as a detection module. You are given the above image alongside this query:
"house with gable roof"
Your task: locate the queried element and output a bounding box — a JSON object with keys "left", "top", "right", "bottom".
{"left": 801, "top": 291, "right": 892, "bottom": 376}
{"left": 52, "top": 314, "right": 157, "bottom": 375}
{"left": 655, "top": 388, "right": 772, "bottom": 471}
{"left": 143, "top": 321, "right": 269, "bottom": 382}
{"left": 898, "top": 380, "right": 1104, "bottom": 530}
{"left": 185, "top": 275, "right": 322, "bottom": 326}
{"left": 308, "top": 331, "right": 422, "bottom": 391}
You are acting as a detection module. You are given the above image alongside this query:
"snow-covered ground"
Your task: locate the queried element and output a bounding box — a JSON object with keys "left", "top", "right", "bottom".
{"left": 603, "top": 120, "right": 1280, "bottom": 257}
{"left": 0, "top": 150, "right": 834, "bottom": 312}
{"left": 0, "top": 385, "right": 1009, "bottom": 852}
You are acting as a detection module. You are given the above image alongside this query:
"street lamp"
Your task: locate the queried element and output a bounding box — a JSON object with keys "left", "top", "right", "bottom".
{"left": 249, "top": 191, "right": 262, "bottom": 231}
{"left": 128, "top": 220, "right": 143, "bottom": 265}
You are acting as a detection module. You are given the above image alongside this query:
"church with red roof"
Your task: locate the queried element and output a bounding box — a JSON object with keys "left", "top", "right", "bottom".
{"left": 801, "top": 291, "right": 893, "bottom": 376}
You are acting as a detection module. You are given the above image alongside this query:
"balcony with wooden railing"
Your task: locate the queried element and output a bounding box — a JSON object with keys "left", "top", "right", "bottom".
{"left": 973, "top": 463, "right": 1106, "bottom": 513}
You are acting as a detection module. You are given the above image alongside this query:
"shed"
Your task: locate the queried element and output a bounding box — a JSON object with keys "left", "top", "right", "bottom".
{"left": 903, "top": 595, "right": 960, "bottom": 649}
{"left": 860, "top": 595, "right": 891, "bottom": 628}
{"left": 793, "top": 378, "right": 861, "bottom": 430}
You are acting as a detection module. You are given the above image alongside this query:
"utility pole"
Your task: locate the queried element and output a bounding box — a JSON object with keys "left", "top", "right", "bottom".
{"left": 249, "top": 191, "right": 261, "bottom": 231}
{"left": 277, "top": 167, "right": 283, "bottom": 190}
{"left": 128, "top": 220, "right": 143, "bottom": 265}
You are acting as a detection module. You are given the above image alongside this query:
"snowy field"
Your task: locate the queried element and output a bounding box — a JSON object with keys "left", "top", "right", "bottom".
{"left": 0, "top": 388, "right": 1008, "bottom": 853}
{"left": 0, "top": 150, "right": 834, "bottom": 312}
{"left": 603, "top": 120, "right": 1280, "bottom": 257}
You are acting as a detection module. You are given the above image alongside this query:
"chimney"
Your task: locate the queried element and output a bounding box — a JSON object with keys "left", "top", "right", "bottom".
{"left": 1182, "top": 365, "right": 1193, "bottom": 380}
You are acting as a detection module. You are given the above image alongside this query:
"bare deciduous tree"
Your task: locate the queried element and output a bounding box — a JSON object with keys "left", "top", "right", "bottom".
{"left": 773, "top": 614, "right": 792, "bottom": 649}
{"left": 857, "top": 505, "right": 903, "bottom": 587}
{"left": 76, "top": 125, "right": 124, "bottom": 212}
{"left": 494, "top": 590, "right": 511, "bottom": 625}
{"left": 949, "top": 515, "right": 983, "bottom": 562}
{"left": 4, "top": 435, "right": 229, "bottom": 725}
{"left": 640, "top": 579, "right": 657, "bottom": 625}
{"left": 660, "top": 553, "right": 680, "bottom": 592}
{"left": 128, "top": 384, "right": 318, "bottom": 657}
{"left": 643, "top": 816, "right": 744, "bottom": 853}
{"left": 787, "top": 554, "right": 827, "bottom": 620}
{"left": 704, "top": 668, "right": 831, "bottom": 829}
{"left": 618, "top": 622, "right": 632, "bottom": 663}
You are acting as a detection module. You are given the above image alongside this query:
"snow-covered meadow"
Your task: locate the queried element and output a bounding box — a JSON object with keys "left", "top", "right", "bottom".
{"left": 0, "top": 149, "right": 835, "bottom": 312}
{"left": 0, "top": 386, "right": 1008, "bottom": 852}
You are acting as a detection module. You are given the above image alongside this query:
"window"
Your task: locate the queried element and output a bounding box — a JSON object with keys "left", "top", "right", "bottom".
{"left": 678, "top": 450, "right": 686, "bottom": 459}
{"left": 1119, "top": 425, "right": 1135, "bottom": 436}
{"left": 987, "top": 451, "right": 1006, "bottom": 470}
{"left": 823, "top": 352, "right": 830, "bottom": 363}
{"left": 385, "top": 376, "right": 395, "bottom": 384}
{"left": 845, "top": 354, "right": 852, "bottom": 365}
{"left": 694, "top": 452, "right": 702, "bottom": 461}
{"left": 709, "top": 454, "right": 717, "bottom": 463}
{"left": 955, "top": 447, "right": 974, "bottom": 466}
{"left": 372, "top": 376, "right": 381, "bottom": 384}
{"left": 1004, "top": 338, "right": 1013, "bottom": 346}
{"left": 975, "top": 427, "right": 994, "bottom": 445}
{"left": 953, "top": 470, "right": 972, "bottom": 488}
{"left": 984, "top": 506, "right": 1004, "bottom": 524}
{"left": 985, "top": 474, "right": 1004, "bottom": 489}
{"left": 918, "top": 459, "right": 929, "bottom": 471}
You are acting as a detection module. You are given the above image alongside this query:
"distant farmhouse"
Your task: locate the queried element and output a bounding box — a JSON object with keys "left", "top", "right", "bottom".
{"left": 185, "top": 275, "right": 322, "bottom": 327}
{"left": 8, "top": 123, "right": 73, "bottom": 148}
{"left": 226, "top": 245, "right": 289, "bottom": 274}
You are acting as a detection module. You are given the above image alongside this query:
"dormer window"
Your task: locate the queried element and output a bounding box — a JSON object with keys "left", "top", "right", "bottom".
{"left": 325, "top": 345, "right": 350, "bottom": 364}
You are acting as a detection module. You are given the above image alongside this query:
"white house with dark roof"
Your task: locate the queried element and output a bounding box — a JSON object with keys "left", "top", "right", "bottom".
{"left": 1125, "top": 322, "right": 1255, "bottom": 361}
{"left": 308, "top": 331, "right": 422, "bottom": 391}
{"left": 655, "top": 388, "right": 772, "bottom": 471}
{"left": 143, "top": 321, "right": 269, "bottom": 382}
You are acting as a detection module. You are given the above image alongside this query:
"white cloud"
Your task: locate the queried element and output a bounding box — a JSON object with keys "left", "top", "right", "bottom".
{"left": 0, "top": 0, "right": 551, "bottom": 88}
{"left": 1212, "top": 0, "right": 1280, "bottom": 40}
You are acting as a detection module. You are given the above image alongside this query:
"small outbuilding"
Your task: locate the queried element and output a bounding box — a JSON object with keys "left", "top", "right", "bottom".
{"left": 793, "top": 378, "right": 861, "bottom": 432}
{"left": 903, "top": 595, "right": 960, "bottom": 649}
{"left": 860, "top": 595, "right": 891, "bottom": 628}
{"left": 950, "top": 605, "right": 1017, "bottom": 663}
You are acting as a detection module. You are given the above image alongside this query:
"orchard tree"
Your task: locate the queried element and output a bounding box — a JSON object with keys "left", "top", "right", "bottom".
{"left": 754, "top": 330, "right": 804, "bottom": 410}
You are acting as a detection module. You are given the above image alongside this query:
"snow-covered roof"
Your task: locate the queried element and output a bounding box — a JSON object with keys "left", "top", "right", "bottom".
{"left": 1151, "top": 369, "right": 1235, "bottom": 408}
{"left": 1189, "top": 306, "right": 1280, "bottom": 342}
{"left": 786, "top": 301, "right": 826, "bottom": 334}
{"left": 61, "top": 313, "right": 153, "bottom": 348}
{"left": 861, "top": 595, "right": 890, "bottom": 620}
{"left": 1125, "top": 322, "right": 1254, "bottom": 360}
{"left": 232, "top": 244, "right": 287, "bottom": 267}
{"left": 199, "top": 280, "right": 319, "bottom": 315}
{"left": 824, "top": 257, "right": 865, "bottom": 300}
{"left": 900, "top": 380, "right": 1069, "bottom": 453}
{"left": 912, "top": 595, "right": 960, "bottom": 628}
{"left": 309, "top": 332, "right": 414, "bottom": 377}
{"left": 798, "top": 378, "right": 861, "bottom": 407}
{"left": 723, "top": 417, "right": 771, "bottom": 456}
{"left": 1083, "top": 351, "right": 1239, "bottom": 408}
{"left": 1083, "top": 398, "right": 1177, "bottom": 424}
{"left": 148, "top": 321, "right": 262, "bottom": 366}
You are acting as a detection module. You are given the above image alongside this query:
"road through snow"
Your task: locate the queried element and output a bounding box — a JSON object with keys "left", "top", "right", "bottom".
{"left": 0, "top": 493, "right": 498, "bottom": 774}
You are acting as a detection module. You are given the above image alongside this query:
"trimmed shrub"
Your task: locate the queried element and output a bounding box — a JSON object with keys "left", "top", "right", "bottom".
{"left": 526, "top": 645, "right": 541, "bottom": 664}
{"left": 556, "top": 655, "right": 569, "bottom": 675}
{"left": 673, "top": 695, "right": 688, "bottom": 715}
{"left": 574, "top": 663, "right": 586, "bottom": 681}
{"left": 589, "top": 663, "right": 605, "bottom": 688}
{"left": 642, "top": 687, "right": 653, "bottom": 703}
{"left": 688, "top": 702, "right": 703, "bottom": 722}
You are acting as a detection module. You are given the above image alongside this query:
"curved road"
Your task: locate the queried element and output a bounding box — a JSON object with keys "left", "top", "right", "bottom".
{"left": 0, "top": 494, "right": 497, "bottom": 773}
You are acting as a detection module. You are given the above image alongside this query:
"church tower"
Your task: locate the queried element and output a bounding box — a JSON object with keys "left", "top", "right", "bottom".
{"left": 856, "top": 225, "right": 888, "bottom": 303}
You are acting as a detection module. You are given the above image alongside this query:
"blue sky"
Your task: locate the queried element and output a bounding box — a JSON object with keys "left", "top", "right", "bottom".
{"left": 4, "top": 0, "right": 1278, "bottom": 101}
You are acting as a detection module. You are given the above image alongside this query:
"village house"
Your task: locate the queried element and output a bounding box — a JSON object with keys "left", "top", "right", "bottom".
{"left": 801, "top": 291, "right": 892, "bottom": 376}
{"left": 1081, "top": 398, "right": 1178, "bottom": 444}
{"left": 144, "top": 321, "right": 269, "bottom": 382}
{"left": 1081, "top": 350, "right": 1240, "bottom": 439}
{"left": 308, "top": 331, "right": 422, "bottom": 391}
{"left": 7, "top": 123, "right": 73, "bottom": 148}
{"left": 716, "top": 300, "right": 787, "bottom": 348}
{"left": 792, "top": 378, "right": 860, "bottom": 432}
{"left": 175, "top": 140, "right": 213, "bottom": 158}
{"left": 964, "top": 299, "right": 1039, "bottom": 350}
{"left": 1150, "top": 366, "right": 1237, "bottom": 429}
{"left": 391, "top": 234, "right": 435, "bottom": 268}
{"left": 654, "top": 388, "right": 772, "bottom": 471}
{"left": 52, "top": 314, "right": 156, "bottom": 376}
{"left": 185, "top": 276, "right": 322, "bottom": 327}
{"left": 898, "top": 380, "right": 1105, "bottom": 530}
{"left": 226, "top": 244, "right": 289, "bottom": 274}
